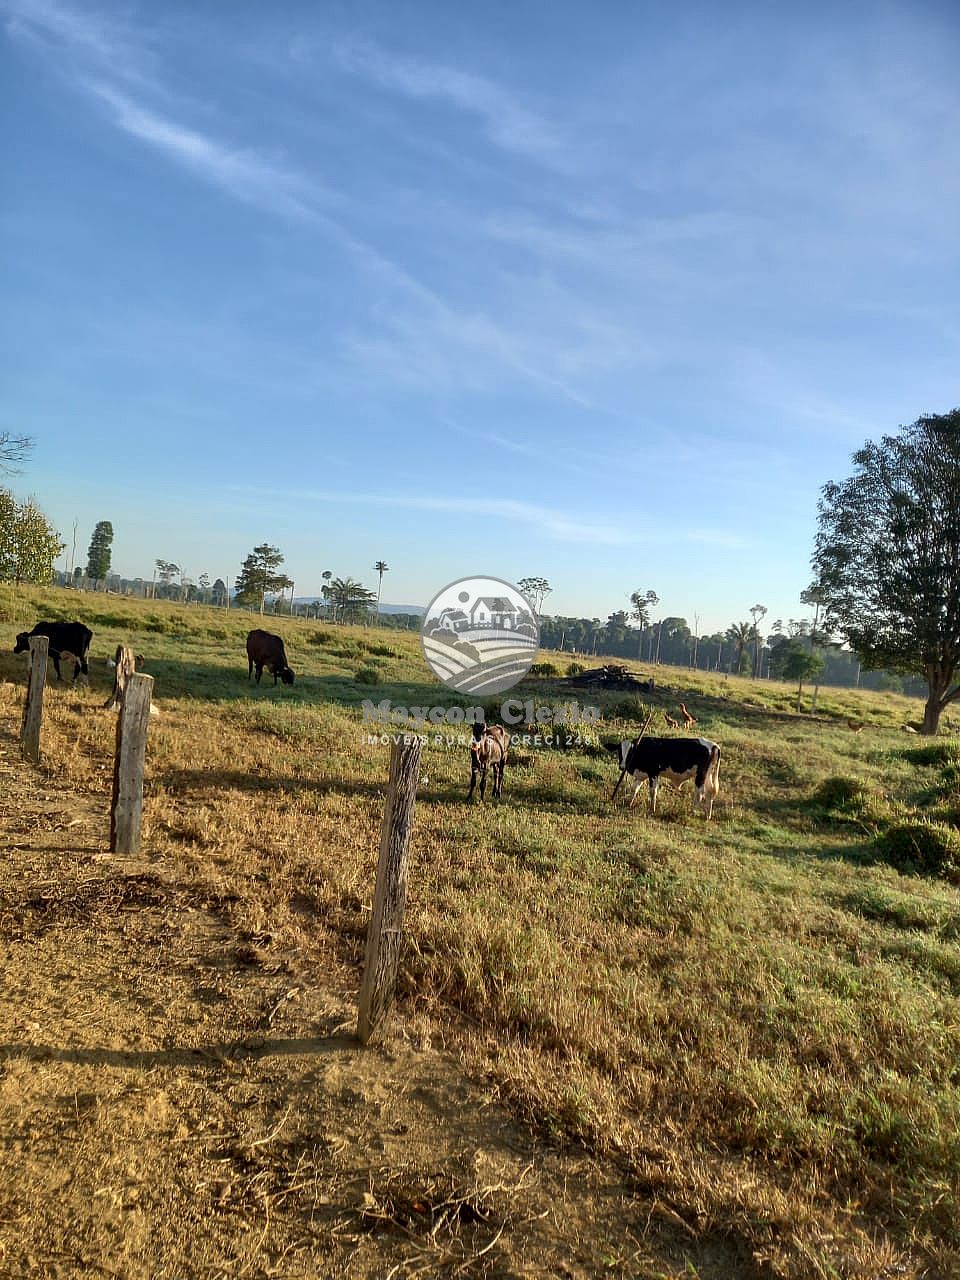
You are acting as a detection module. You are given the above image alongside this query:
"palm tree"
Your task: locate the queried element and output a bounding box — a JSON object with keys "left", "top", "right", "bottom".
{"left": 726, "top": 621, "right": 754, "bottom": 675}
{"left": 373, "top": 561, "right": 389, "bottom": 621}
{"left": 749, "top": 603, "right": 768, "bottom": 676}
{"left": 328, "top": 576, "right": 377, "bottom": 625}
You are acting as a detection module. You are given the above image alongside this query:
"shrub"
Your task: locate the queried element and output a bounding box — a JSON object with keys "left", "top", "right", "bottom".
{"left": 309, "top": 630, "right": 335, "bottom": 646}
{"left": 609, "top": 697, "right": 648, "bottom": 722}
{"left": 530, "top": 661, "right": 559, "bottom": 677}
{"left": 355, "top": 666, "right": 382, "bottom": 686}
{"left": 567, "top": 662, "right": 585, "bottom": 676}
{"left": 812, "top": 776, "right": 872, "bottom": 814}
{"left": 874, "top": 821, "right": 960, "bottom": 884}
{"left": 366, "top": 643, "right": 397, "bottom": 658}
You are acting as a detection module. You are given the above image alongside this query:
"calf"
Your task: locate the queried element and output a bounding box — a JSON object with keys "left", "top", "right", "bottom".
{"left": 468, "top": 722, "right": 508, "bottom": 800}
{"left": 607, "top": 735, "right": 721, "bottom": 818}
{"left": 246, "top": 629, "right": 295, "bottom": 685}
{"left": 14, "top": 620, "right": 93, "bottom": 682}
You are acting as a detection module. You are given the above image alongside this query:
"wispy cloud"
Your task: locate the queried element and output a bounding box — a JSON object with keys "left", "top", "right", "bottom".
{"left": 239, "top": 486, "right": 747, "bottom": 552}
{"left": 336, "top": 41, "right": 576, "bottom": 172}
{"left": 6, "top": 4, "right": 604, "bottom": 408}
{"left": 256, "top": 486, "right": 629, "bottom": 546}
{"left": 85, "top": 80, "right": 328, "bottom": 222}
{"left": 4, "top": 0, "right": 121, "bottom": 60}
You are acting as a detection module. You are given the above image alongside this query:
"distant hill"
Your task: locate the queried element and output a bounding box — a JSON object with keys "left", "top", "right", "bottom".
{"left": 377, "top": 603, "right": 425, "bottom": 616}
{"left": 292, "top": 597, "right": 424, "bottom": 616}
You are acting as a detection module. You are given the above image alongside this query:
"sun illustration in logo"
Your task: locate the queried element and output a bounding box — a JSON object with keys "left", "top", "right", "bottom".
{"left": 421, "top": 576, "right": 539, "bottom": 694}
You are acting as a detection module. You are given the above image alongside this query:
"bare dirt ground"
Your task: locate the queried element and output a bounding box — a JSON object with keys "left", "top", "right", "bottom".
{"left": 0, "top": 690, "right": 756, "bottom": 1280}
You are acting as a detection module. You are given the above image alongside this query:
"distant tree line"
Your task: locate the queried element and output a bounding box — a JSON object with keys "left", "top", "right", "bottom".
{"left": 536, "top": 610, "right": 925, "bottom": 696}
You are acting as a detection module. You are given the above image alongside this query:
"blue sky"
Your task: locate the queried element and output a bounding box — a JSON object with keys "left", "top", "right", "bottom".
{"left": 2, "top": 0, "right": 958, "bottom": 634}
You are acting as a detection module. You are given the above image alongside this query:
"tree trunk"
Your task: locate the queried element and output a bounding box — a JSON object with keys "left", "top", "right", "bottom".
{"left": 922, "top": 691, "right": 943, "bottom": 734}
{"left": 921, "top": 664, "right": 959, "bottom": 734}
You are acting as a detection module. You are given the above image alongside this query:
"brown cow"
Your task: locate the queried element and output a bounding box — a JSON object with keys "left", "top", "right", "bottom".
{"left": 468, "top": 722, "right": 508, "bottom": 800}
{"left": 246, "top": 629, "right": 295, "bottom": 685}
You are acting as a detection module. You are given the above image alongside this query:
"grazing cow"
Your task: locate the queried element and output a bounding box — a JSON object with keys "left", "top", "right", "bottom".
{"left": 14, "top": 620, "right": 93, "bottom": 682}
{"left": 607, "top": 735, "right": 721, "bottom": 818}
{"left": 468, "top": 722, "right": 508, "bottom": 800}
{"left": 245, "top": 629, "right": 295, "bottom": 685}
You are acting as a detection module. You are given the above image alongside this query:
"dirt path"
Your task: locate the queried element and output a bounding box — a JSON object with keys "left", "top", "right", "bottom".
{"left": 0, "top": 692, "right": 749, "bottom": 1279}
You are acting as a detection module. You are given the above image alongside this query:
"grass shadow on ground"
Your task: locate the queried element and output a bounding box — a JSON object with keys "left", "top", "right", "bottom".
{"left": 0, "top": 1033, "right": 359, "bottom": 1071}
{"left": 156, "top": 765, "right": 474, "bottom": 810}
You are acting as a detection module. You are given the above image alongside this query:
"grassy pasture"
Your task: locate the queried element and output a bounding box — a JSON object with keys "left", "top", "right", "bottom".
{"left": 2, "top": 583, "right": 960, "bottom": 1276}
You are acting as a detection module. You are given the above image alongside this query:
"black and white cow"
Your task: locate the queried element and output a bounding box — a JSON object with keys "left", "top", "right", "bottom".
{"left": 607, "top": 735, "right": 721, "bottom": 818}
{"left": 14, "top": 620, "right": 93, "bottom": 682}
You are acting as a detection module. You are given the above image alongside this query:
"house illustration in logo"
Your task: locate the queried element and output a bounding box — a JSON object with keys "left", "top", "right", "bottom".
{"left": 421, "top": 576, "right": 540, "bottom": 694}
{"left": 435, "top": 606, "right": 470, "bottom": 633}
{"left": 469, "top": 595, "right": 523, "bottom": 629}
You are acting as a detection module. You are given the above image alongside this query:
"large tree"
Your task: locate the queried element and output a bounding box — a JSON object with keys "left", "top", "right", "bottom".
{"left": 813, "top": 408, "right": 960, "bottom": 734}
{"left": 86, "top": 520, "right": 114, "bottom": 585}
{"left": 778, "top": 641, "right": 825, "bottom": 713}
{"left": 154, "top": 559, "right": 180, "bottom": 598}
{"left": 235, "top": 544, "right": 292, "bottom": 613}
{"left": 0, "top": 489, "right": 63, "bottom": 584}
{"left": 629, "top": 588, "right": 658, "bottom": 659}
{"left": 518, "top": 577, "right": 552, "bottom": 615}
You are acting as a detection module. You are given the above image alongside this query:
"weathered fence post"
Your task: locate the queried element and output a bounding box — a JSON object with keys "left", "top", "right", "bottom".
{"left": 110, "top": 673, "right": 154, "bottom": 856}
{"left": 20, "top": 635, "right": 49, "bottom": 764}
{"left": 357, "top": 735, "right": 423, "bottom": 1044}
{"left": 103, "top": 645, "right": 137, "bottom": 709}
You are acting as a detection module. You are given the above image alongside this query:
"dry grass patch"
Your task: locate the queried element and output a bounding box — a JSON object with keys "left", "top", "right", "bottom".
{"left": 2, "top": 586, "right": 960, "bottom": 1276}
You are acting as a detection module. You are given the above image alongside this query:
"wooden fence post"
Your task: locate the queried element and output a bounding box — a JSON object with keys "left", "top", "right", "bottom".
{"left": 20, "top": 635, "right": 49, "bottom": 764}
{"left": 357, "top": 735, "right": 423, "bottom": 1044}
{"left": 110, "top": 673, "right": 154, "bottom": 856}
{"left": 103, "top": 645, "right": 137, "bottom": 709}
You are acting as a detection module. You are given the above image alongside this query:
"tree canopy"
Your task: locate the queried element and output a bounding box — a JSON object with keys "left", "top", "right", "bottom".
{"left": 783, "top": 641, "right": 825, "bottom": 712}
{"left": 518, "top": 577, "right": 552, "bottom": 614}
{"left": 86, "top": 521, "right": 114, "bottom": 583}
{"left": 0, "top": 489, "right": 63, "bottom": 584}
{"left": 812, "top": 408, "right": 960, "bottom": 733}
{"left": 235, "top": 544, "right": 292, "bottom": 613}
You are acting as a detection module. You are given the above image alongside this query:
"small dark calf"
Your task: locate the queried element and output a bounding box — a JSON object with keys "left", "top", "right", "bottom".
{"left": 246, "top": 629, "right": 295, "bottom": 685}
{"left": 14, "top": 620, "right": 93, "bottom": 682}
{"left": 468, "top": 722, "right": 508, "bottom": 800}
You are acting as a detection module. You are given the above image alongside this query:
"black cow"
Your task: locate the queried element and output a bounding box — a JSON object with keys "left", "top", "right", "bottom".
{"left": 607, "top": 735, "right": 721, "bottom": 818}
{"left": 246, "top": 629, "right": 295, "bottom": 685}
{"left": 14, "top": 620, "right": 93, "bottom": 683}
